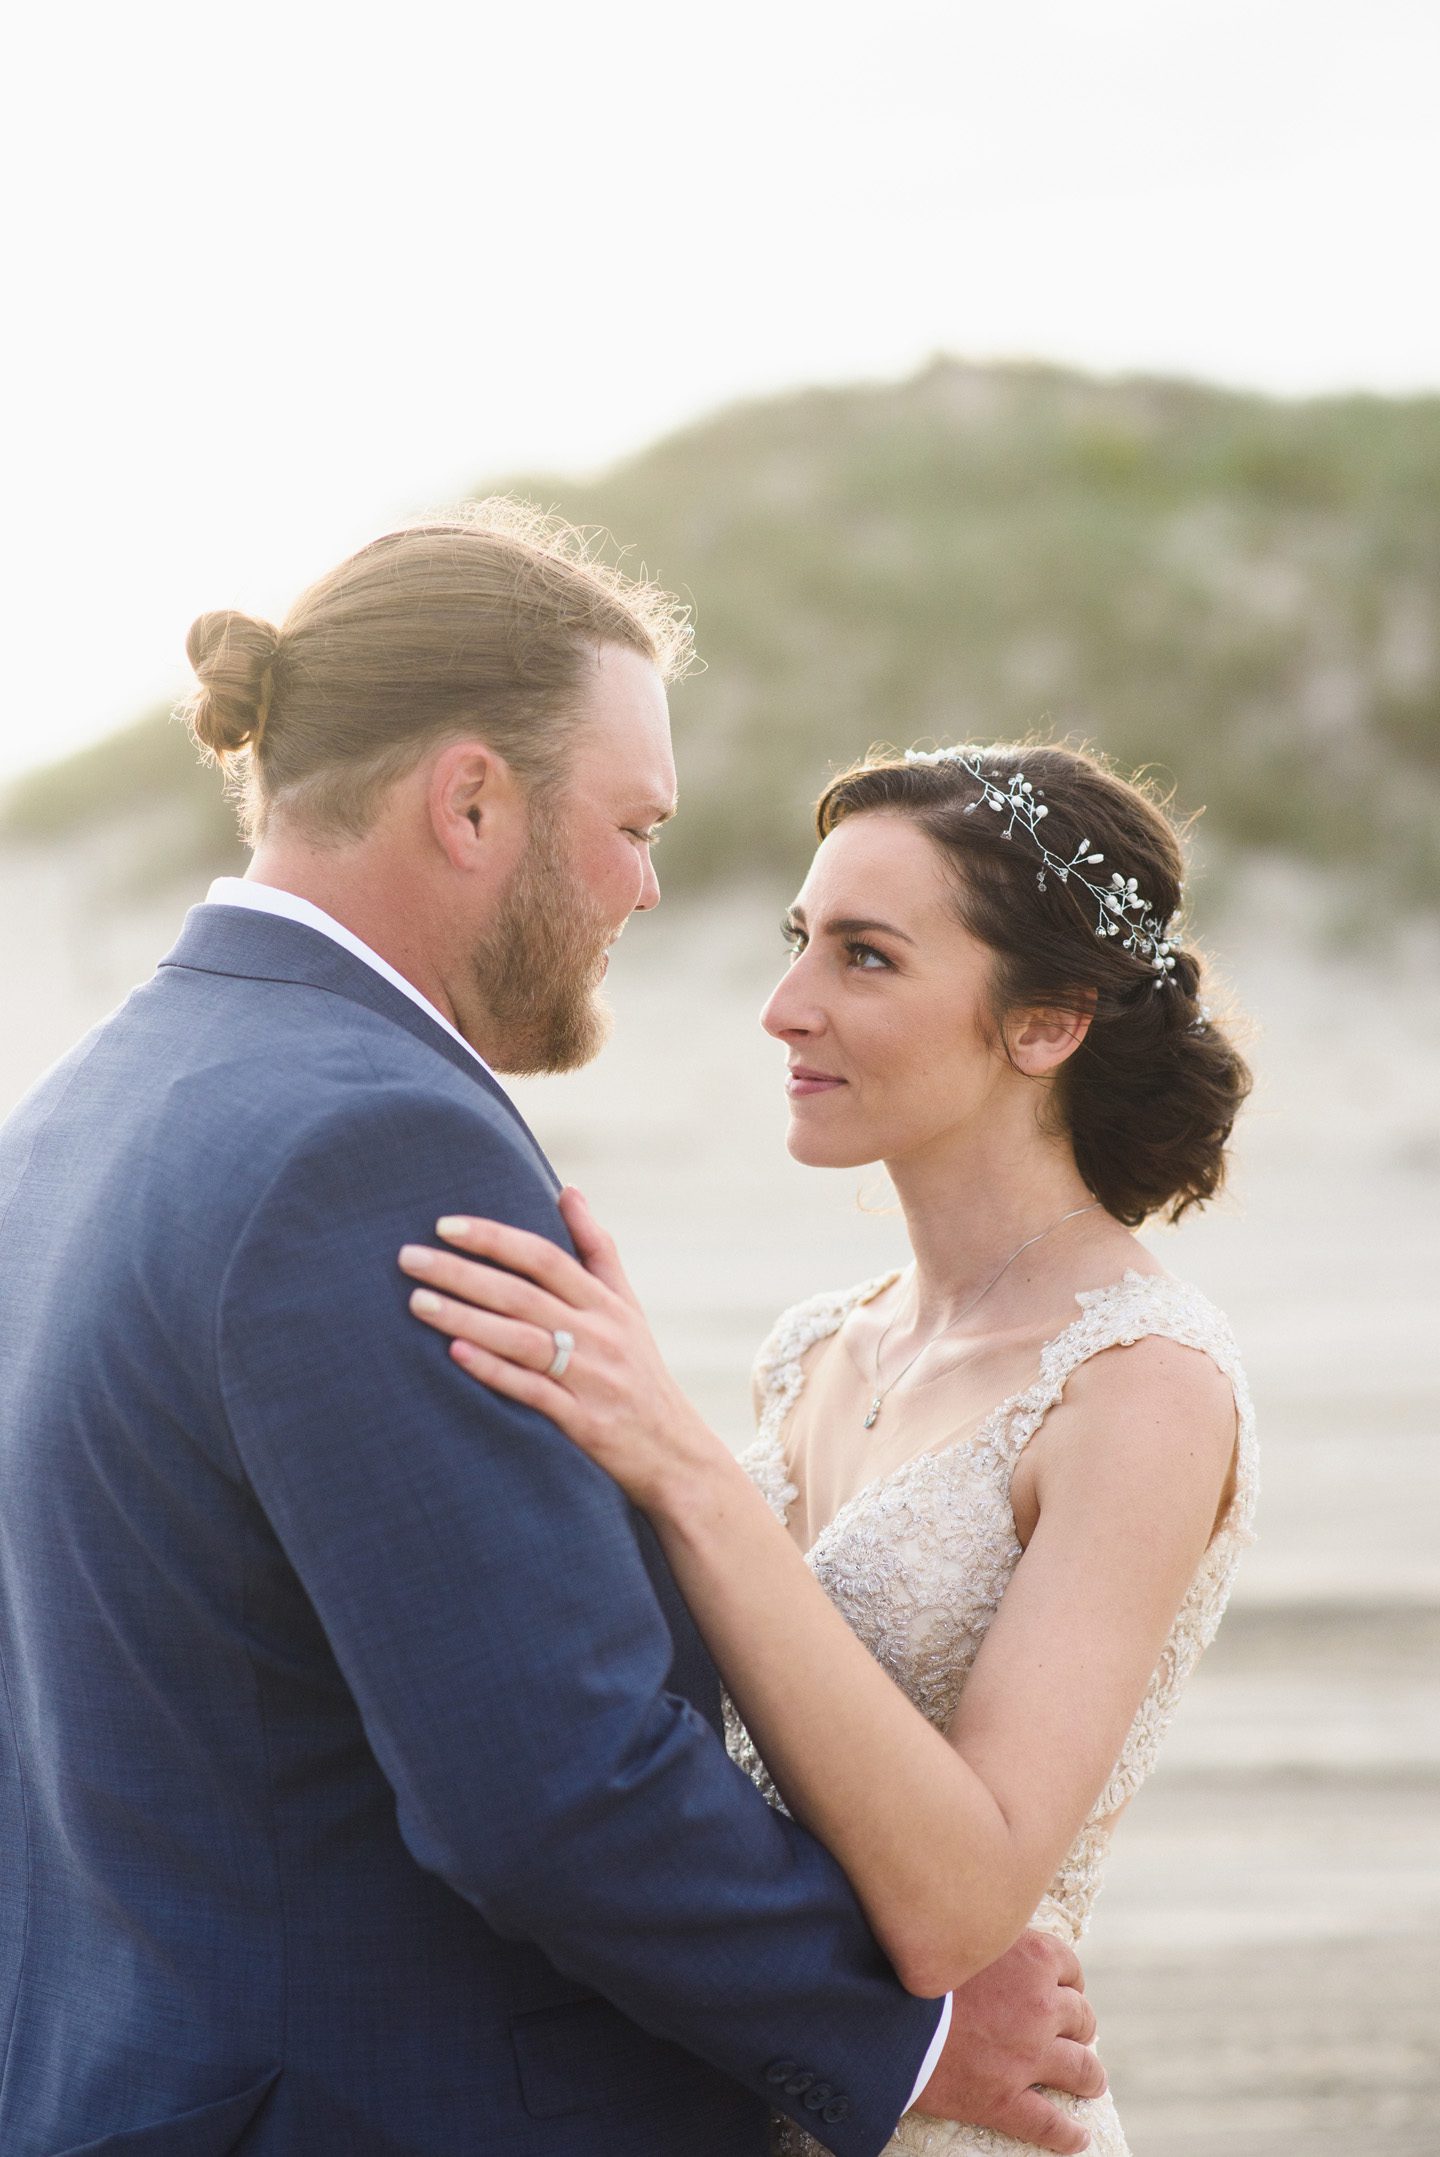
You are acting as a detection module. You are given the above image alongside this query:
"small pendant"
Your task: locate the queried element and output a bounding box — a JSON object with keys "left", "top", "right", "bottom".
{"left": 863, "top": 1398, "right": 882, "bottom": 1430}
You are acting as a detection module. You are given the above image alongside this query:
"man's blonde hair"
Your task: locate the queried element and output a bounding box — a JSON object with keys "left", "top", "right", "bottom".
{"left": 180, "top": 498, "right": 694, "bottom": 844}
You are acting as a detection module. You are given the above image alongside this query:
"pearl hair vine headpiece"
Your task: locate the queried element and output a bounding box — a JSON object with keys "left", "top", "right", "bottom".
{"left": 902, "top": 745, "right": 1184, "bottom": 990}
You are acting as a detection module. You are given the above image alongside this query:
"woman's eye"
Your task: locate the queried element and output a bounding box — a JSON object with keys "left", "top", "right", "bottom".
{"left": 846, "top": 941, "right": 890, "bottom": 970}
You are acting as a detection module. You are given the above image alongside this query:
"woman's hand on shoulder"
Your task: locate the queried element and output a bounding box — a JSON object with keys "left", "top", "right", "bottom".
{"left": 397, "top": 1187, "right": 730, "bottom": 1515}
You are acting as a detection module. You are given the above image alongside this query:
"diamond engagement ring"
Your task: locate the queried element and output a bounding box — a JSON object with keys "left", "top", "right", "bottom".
{"left": 545, "top": 1329, "right": 575, "bottom": 1379}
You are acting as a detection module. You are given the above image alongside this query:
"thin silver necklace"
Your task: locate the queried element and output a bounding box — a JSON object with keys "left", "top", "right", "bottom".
{"left": 862, "top": 1201, "right": 1102, "bottom": 1429}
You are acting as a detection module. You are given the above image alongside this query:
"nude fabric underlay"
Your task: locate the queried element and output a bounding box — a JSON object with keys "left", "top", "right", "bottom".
{"left": 778, "top": 1280, "right": 1059, "bottom": 1556}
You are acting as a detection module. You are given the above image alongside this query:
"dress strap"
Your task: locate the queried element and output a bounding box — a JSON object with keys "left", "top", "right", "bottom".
{"left": 1005, "top": 1269, "right": 1254, "bottom": 1475}
{"left": 749, "top": 1274, "right": 900, "bottom": 1433}
{"left": 744, "top": 1275, "right": 900, "bottom": 1526}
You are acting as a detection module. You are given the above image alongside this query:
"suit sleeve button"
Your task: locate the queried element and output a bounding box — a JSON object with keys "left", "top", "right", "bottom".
{"left": 784, "top": 2073, "right": 815, "bottom": 2096}
{"left": 765, "top": 2059, "right": 799, "bottom": 2087}
{"left": 822, "top": 2097, "right": 852, "bottom": 2124}
{"left": 802, "top": 2082, "right": 834, "bottom": 2111}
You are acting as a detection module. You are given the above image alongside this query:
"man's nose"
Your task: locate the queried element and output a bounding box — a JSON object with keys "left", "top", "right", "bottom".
{"left": 635, "top": 849, "right": 661, "bottom": 911}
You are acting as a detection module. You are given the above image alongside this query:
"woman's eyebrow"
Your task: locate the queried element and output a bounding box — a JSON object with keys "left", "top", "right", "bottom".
{"left": 786, "top": 906, "right": 916, "bottom": 946}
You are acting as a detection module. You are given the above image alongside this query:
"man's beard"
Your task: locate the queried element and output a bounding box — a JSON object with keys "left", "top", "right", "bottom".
{"left": 469, "top": 810, "right": 617, "bottom": 1076}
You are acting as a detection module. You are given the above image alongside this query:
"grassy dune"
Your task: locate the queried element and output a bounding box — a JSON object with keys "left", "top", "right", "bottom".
{"left": 4, "top": 356, "right": 1438, "bottom": 915}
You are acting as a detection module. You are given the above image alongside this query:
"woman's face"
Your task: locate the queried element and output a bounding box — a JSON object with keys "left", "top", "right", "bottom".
{"left": 760, "top": 811, "right": 1020, "bottom": 1169}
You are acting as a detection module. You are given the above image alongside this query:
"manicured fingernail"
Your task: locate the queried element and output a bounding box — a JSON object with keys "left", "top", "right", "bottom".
{"left": 436, "top": 1217, "right": 472, "bottom": 1238}
{"left": 410, "top": 1288, "right": 442, "bottom": 1314}
{"left": 398, "top": 1245, "right": 431, "bottom": 1268}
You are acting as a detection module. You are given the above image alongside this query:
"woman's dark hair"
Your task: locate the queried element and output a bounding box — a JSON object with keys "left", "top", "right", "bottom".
{"left": 816, "top": 741, "right": 1253, "bottom": 1226}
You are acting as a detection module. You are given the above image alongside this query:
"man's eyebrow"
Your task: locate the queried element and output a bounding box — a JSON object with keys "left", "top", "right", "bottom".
{"left": 785, "top": 905, "right": 916, "bottom": 946}
{"left": 633, "top": 801, "right": 678, "bottom": 824}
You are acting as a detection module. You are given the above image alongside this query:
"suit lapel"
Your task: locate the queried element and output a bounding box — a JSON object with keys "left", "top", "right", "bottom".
{"left": 159, "top": 904, "right": 557, "bottom": 1178}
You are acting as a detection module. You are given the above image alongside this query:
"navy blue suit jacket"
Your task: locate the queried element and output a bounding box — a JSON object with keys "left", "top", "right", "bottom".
{"left": 0, "top": 906, "right": 939, "bottom": 2155}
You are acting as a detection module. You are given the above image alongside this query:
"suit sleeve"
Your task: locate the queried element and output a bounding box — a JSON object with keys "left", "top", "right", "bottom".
{"left": 216, "top": 1083, "right": 941, "bottom": 2157}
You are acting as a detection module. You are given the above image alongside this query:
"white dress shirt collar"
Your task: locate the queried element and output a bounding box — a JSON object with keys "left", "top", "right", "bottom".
{"left": 203, "top": 876, "right": 499, "bottom": 1080}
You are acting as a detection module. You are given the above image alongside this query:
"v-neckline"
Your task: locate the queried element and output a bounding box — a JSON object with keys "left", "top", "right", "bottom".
{"left": 765, "top": 1266, "right": 1168, "bottom": 1564}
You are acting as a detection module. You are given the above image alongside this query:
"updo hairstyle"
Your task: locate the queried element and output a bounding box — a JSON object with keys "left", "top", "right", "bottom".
{"left": 180, "top": 498, "right": 694, "bottom": 845}
{"left": 816, "top": 742, "right": 1252, "bottom": 1225}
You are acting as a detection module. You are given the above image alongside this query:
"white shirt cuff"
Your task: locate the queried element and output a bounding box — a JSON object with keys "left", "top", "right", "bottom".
{"left": 904, "top": 1991, "right": 953, "bottom": 2113}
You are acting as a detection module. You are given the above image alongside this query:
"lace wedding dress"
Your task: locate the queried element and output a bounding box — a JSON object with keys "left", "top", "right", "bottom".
{"left": 726, "top": 1268, "right": 1258, "bottom": 2157}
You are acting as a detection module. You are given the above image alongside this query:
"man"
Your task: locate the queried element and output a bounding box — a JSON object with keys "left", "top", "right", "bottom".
{"left": 0, "top": 505, "right": 1103, "bottom": 2154}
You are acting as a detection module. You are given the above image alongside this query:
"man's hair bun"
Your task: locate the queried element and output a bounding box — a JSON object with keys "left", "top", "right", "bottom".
{"left": 184, "top": 610, "right": 282, "bottom": 761}
{"left": 174, "top": 500, "right": 695, "bottom": 846}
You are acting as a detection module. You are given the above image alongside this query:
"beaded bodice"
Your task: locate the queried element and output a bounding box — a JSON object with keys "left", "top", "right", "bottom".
{"left": 725, "top": 1267, "right": 1259, "bottom": 2157}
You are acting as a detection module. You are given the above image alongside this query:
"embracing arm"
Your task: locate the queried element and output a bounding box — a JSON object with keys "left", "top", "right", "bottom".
{"left": 648, "top": 1335, "right": 1237, "bottom": 1993}
{"left": 403, "top": 1196, "right": 1238, "bottom": 1999}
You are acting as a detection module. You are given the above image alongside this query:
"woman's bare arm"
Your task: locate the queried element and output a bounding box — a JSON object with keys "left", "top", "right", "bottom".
{"left": 647, "top": 1336, "right": 1235, "bottom": 1991}
{"left": 399, "top": 1198, "right": 1237, "bottom": 1995}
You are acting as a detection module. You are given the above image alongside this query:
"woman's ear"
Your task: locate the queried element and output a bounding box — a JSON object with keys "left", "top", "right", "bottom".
{"left": 1007, "top": 990, "right": 1096, "bottom": 1077}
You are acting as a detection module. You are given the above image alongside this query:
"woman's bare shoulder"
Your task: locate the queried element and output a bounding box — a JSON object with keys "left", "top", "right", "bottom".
{"left": 1030, "top": 1325, "right": 1240, "bottom": 1510}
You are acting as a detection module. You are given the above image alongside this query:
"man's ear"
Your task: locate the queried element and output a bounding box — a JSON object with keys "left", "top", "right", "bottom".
{"left": 426, "top": 739, "right": 522, "bottom": 871}
{"left": 1007, "top": 990, "right": 1096, "bottom": 1077}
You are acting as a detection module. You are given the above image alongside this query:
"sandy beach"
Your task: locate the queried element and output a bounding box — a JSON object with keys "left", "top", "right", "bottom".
{"left": 3, "top": 846, "right": 1437, "bottom": 2150}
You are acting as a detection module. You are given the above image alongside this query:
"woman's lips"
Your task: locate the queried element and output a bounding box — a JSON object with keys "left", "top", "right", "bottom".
{"left": 786, "top": 1068, "right": 846, "bottom": 1097}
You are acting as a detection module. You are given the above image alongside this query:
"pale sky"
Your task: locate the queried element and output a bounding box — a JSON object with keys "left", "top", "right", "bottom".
{"left": 5, "top": 0, "right": 1437, "bottom": 788}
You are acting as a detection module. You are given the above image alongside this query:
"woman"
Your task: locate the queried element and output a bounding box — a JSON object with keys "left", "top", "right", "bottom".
{"left": 399, "top": 740, "right": 1258, "bottom": 2156}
